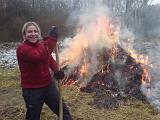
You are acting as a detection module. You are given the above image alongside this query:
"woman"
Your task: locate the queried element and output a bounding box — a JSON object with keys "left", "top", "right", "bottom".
{"left": 16, "top": 21, "right": 72, "bottom": 120}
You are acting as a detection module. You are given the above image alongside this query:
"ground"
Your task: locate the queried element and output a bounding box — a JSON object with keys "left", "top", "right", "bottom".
{"left": 0, "top": 66, "right": 160, "bottom": 120}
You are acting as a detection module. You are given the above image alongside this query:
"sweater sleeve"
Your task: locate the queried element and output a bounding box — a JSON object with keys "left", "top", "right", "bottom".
{"left": 43, "top": 36, "right": 57, "bottom": 54}
{"left": 49, "top": 55, "right": 58, "bottom": 72}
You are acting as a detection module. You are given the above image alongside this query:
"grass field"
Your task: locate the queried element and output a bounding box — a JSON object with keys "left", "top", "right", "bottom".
{"left": 0, "top": 66, "right": 160, "bottom": 120}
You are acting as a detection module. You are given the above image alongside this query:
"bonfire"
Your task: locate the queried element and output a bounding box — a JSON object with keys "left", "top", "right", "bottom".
{"left": 59, "top": 16, "right": 152, "bottom": 108}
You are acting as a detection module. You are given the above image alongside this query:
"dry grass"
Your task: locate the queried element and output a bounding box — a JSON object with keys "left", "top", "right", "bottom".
{"left": 0, "top": 67, "right": 160, "bottom": 120}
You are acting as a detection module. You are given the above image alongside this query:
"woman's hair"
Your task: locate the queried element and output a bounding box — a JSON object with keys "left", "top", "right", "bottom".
{"left": 22, "top": 21, "right": 42, "bottom": 40}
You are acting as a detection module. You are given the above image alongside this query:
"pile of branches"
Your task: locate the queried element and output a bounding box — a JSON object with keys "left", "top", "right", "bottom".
{"left": 62, "top": 45, "right": 147, "bottom": 108}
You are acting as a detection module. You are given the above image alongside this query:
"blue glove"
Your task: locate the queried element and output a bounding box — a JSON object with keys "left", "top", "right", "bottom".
{"left": 49, "top": 26, "right": 58, "bottom": 39}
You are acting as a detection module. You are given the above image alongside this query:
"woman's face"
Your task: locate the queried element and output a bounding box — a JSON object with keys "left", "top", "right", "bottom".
{"left": 24, "top": 25, "right": 39, "bottom": 43}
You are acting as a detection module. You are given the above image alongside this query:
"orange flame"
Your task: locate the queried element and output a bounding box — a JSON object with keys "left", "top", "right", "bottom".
{"left": 60, "top": 16, "right": 120, "bottom": 67}
{"left": 60, "top": 15, "right": 152, "bottom": 93}
{"left": 127, "top": 48, "right": 152, "bottom": 86}
{"left": 80, "top": 63, "right": 88, "bottom": 77}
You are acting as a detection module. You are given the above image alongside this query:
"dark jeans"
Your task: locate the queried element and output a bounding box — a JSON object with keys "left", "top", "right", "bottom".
{"left": 22, "top": 82, "right": 72, "bottom": 120}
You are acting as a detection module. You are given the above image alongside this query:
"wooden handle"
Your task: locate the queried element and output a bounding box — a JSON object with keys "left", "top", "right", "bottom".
{"left": 55, "top": 43, "right": 63, "bottom": 120}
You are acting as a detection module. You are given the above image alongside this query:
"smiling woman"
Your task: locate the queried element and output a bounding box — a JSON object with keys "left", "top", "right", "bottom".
{"left": 23, "top": 25, "right": 39, "bottom": 43}
{"left": 22, "top": 22, "right": 42, "bottom": 43}
{"left": 16, "top": 21, "right": 72, "bottom": 120}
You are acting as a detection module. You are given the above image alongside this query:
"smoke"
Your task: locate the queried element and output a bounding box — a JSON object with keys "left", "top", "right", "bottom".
{"left": 117, "top": 25, "right": 160, "bottom": 112}
{"left": 140, "top": 42, "right": 160, "bottom": 112}
{"left": 119, "top": 27, "right": 160, "bottom": 112}
{"left": 59, "top": 0, "right": 160, "bottom": 112}
{"left": 60, "top": 0, "right": 116, "bottom": 85}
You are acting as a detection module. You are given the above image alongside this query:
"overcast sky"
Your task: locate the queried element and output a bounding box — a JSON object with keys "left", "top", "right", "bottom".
{"left": 149, "top": 0, "right": 160, "bottom": 5}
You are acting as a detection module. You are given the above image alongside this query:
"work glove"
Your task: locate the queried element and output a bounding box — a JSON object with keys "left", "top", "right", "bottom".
{"left": 54, "top": 70, "right": 65, "bottom": 80}
{"left": 49, "top": 26, "right": 59, "bottom": 39}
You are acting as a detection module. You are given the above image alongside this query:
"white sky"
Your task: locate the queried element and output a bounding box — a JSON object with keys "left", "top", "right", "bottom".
{"left": 148, "top": 0, "right": 160, "bottom": 5}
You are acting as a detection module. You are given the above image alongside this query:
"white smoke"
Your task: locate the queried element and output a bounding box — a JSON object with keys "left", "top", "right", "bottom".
{"left": 60, "top": 0, "right": 115, "bottom": 85}
{"left": 140, "top": 41, "right": 160, "bottom": 112}
{"left": 60, "top": 0, "right": 160, "bottom": 112}
{"left": 120, "top": 28, "right": 160, "bottom": 112}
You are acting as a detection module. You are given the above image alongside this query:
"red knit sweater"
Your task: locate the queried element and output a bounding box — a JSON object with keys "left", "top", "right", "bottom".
{"left": 16, "top": 40, "right": 57, "bottom": 88}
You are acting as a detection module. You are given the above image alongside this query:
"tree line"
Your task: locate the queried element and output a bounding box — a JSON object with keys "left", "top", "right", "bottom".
{"left": 0, "top": 0, "right": 73, "bottom": 42}
{"left": 0, "top": 0, "right": 159, "bottom": 42}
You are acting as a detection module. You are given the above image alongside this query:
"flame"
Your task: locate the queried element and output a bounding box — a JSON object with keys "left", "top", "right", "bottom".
{"left": 84, "top": 43, "right": 88, "bottom": 48}
{"left": 60, "top": 16, "right": 120, "bottom": 67}
{"left": 101, "top": 69, "right": 104, "bottom": 73}
{"left": 60, "top": 33, "right": 88, "bottom": 66}
{"left": 142, "top": 68, "right": 151, "bottom": 84}
{"left": 59, "top": 14, "right": 152, "bottom": 97}
{"left": 80, "top": 63, "right": 88, "bottom": 77}
{"left": 127, "top": 47, "right": 152, "bottom": 90}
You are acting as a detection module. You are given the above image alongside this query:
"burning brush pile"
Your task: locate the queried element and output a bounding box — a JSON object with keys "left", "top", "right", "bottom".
{"left": 59, "top": 17, "right": 151, "bottom": 109}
